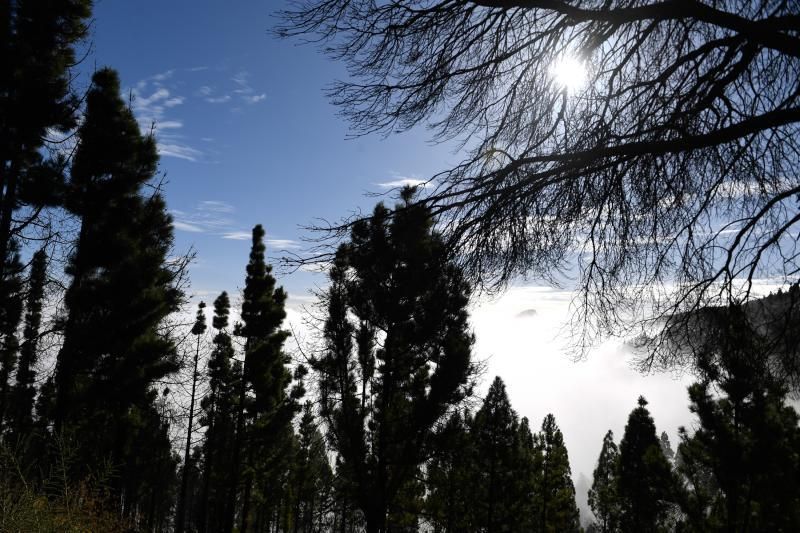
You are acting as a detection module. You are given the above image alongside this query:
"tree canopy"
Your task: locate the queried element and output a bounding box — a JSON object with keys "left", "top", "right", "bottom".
{"left": 0, "top": 0, "right": 91, "bottom": 266}
{"left": 470, "top": 376, "right": 530, "bottom": 532}
{"left": 534, "top": 413, "right": 581, "bottom": 532}
{"left": 52, "top": 68, "right": 183, "bottom": 523}
{"left": 316, "top": 192, "right": 475, "bottom": 533}
{"left": 676, "top": 303, "right": 800, "bottom": 531}
{"left": 618, "top": 397, "right": 677, "bottom": 531}
{"left": 589, "top": 430, "right": 621, "bottom": 533}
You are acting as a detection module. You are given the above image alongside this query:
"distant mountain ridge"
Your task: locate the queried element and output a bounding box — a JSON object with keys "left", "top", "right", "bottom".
{"left": 635, "top": 284, "right": 800, "bottom": 391}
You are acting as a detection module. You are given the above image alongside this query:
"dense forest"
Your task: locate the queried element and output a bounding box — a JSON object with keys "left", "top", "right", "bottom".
{"left": 1, "top": 1, "right": 799, "bottom": 532}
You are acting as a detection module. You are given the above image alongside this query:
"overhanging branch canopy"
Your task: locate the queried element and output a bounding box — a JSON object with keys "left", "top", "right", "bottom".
{"left": 279, "top": 0, "right": 800, "bottom": 346}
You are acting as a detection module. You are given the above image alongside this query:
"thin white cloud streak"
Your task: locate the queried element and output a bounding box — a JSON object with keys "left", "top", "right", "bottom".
{"left": 158, "top": 143, "right": 202, "bottom": 162}
{"left": 221, "top": 231, "right": 251, "bottom": 241}
{"left": 205, "top": 95, "right": 231, "bottom": 104}
{"left": 232, "top": 71, "right": 251, "bottom": 92}
{"left": 244, "top": 93, "right": 267, "bottom": 103}
{"left": 266, "top": 238, "right": 301, "bottom": 250}
{"left": 171, "top": 202, "right": 235, "bottom": 233}
{"left": 136, "top": 87, "right": 170, "bottom": 109}
{"left": 157, "top": 120, "right": 183, "bottom": 130}
{"left": 375, "top": 177, "right": 428, "bottom": 189}
{"left": 200, "top": 200, "right": 235, "bottom": 213}
{"left": 172, "top": 203, "right": 299, "bottom": 246}
{"left": 173, "top": 221, "right": 204, "bottom": 233}
{"left": 152, "top": 69, "right": 174, "bottom": 81}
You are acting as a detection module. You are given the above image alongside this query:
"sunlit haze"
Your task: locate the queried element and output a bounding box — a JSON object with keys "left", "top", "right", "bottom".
{"left": 551, "top": 55, "right": 587, "bottom": 92}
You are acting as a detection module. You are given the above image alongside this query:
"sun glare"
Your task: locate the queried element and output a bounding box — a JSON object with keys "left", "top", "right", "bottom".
{"left": 550, "top": 56, "right": 587, "bottom": 92}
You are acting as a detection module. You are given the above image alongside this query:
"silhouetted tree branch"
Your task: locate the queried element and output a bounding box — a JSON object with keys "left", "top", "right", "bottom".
{"left": 279, "top": 0, "right": 800, "bottom": 350}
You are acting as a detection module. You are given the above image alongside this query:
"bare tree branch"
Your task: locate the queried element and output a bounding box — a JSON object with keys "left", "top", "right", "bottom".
{"left": 278, "top": 0, "right": 800, "bottom": 356}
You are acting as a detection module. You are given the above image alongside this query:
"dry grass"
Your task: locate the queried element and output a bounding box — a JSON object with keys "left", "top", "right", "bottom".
{"left": 0, "top": 438, "right": 131, "bottom": 533}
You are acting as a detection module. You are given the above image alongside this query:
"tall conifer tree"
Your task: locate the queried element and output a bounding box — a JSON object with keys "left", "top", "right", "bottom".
{"left": 53, "top": 68, "right": 182, "bottom": 524}
{"left": 0, "top": 240, "right": 22, "bottom": 434}
{"left": 227, "top": 224, "right": 295, "bottom": 532}
{"left": 0, "top": 0, "right": 91, "bottom": 270}
{"left": 676, "top": 307, "right": 800, "bottom": 531}
{"left": 317, "top": 191, "right": 474, "bottom": 533}
{"left": 200, "top": 291, "right": 237, "bottom": 532}
{"left": 290, "top": 401, "right": 334, "bottom": 533}
{"left": 0, "top": 16, "right": 85, "bottom": 427}
{"left": 7, "top": 249, "right": 47, "bottom": 442}
{"left": 470, "top": 376, "right": 533, "bottom": 532}
{"left": 177, "top": 301, "right": 207, "bottom": 533}
{"left": 617, "top": 397, "right": 675, "bottom": 532}
{"left": 659, "top": 432, "right": 675, "bottom": 464}
{"left": 426, "top": 410, "right": 477, "bottom": 532}
{"left": 589, "top": 430, "right": 621, "bottom": 533}
{"left": 534, "top": 413, "right": 581, "bottom": 532}
{"left": 516, "top": 416, "right": 542, "bottom": 532}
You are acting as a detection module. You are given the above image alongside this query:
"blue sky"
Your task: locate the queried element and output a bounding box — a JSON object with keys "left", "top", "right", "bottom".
{"left": 90, "top": 0, "right": 459, "bottom": 299}
{"left": 88, "top": 1, "right": 701, "bottom": 520}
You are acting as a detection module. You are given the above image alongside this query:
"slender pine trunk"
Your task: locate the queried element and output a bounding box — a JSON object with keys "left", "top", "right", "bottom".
{"left": 176, "top": 335, "right": 201, "bottom": 532}
{"left": 0, "top": 163, "right": 17, "bottom": 286}
{"left": 240, "top": 464, "right": 253, "bottom": 532}
{"left": 199, "top": 391, "right": 217, "bottom": 533}
{"left": 226, "top": 339, "right": 250, "bottom": 533}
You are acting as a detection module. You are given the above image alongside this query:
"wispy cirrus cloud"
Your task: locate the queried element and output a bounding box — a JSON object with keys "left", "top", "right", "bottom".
{"left": 157, "top": 120, "right": 183, "bottom": 129}
{"left": 201, "top": 200, "right": 235, "bottom": 214}
{"left": 232, "top": 70, "right": 267, "bottom": 105}
{"left": 171, "top": 201, "right": 235, "bottom": 233}
{"left": 131, "top": 65, "right": 269, "bottom": 161}
{"left": 131, "top": 69, "right": 204, "bottom": 162}
{"left": 158, "top": 143, "right": 203, "bottom": 162}
{"left": 221, "top": 231, "right": 251, "bottom": 241}
{"left": 244, "top": 93, "right": 267, "bottom": 104}
{"left": 221, "top": 232, "right": 302, "bottom": 249}
{"left": 152, "top": 69, "right": 174, "bottom": 82}
{"left": 173, "top": 220, "right": 205, "bottom": 233}
{"left": 196, "top": 70, "right": 266, "bottom": 107}
{"left": 206, "top": 94, "right": 232, "bottom": 104}
{"left": 265, "top": 238, "right": 302, "bottom": 250}
{"left": 173, "top": 201, "right": 299, "bottom": 248}
{"left": 199, "top": 85, "right": 231, "bottom": 104}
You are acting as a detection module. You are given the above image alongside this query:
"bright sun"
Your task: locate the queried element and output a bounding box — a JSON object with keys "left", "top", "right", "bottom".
{"left": 550, "top": 56, "right": 587, "bottom": 92}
